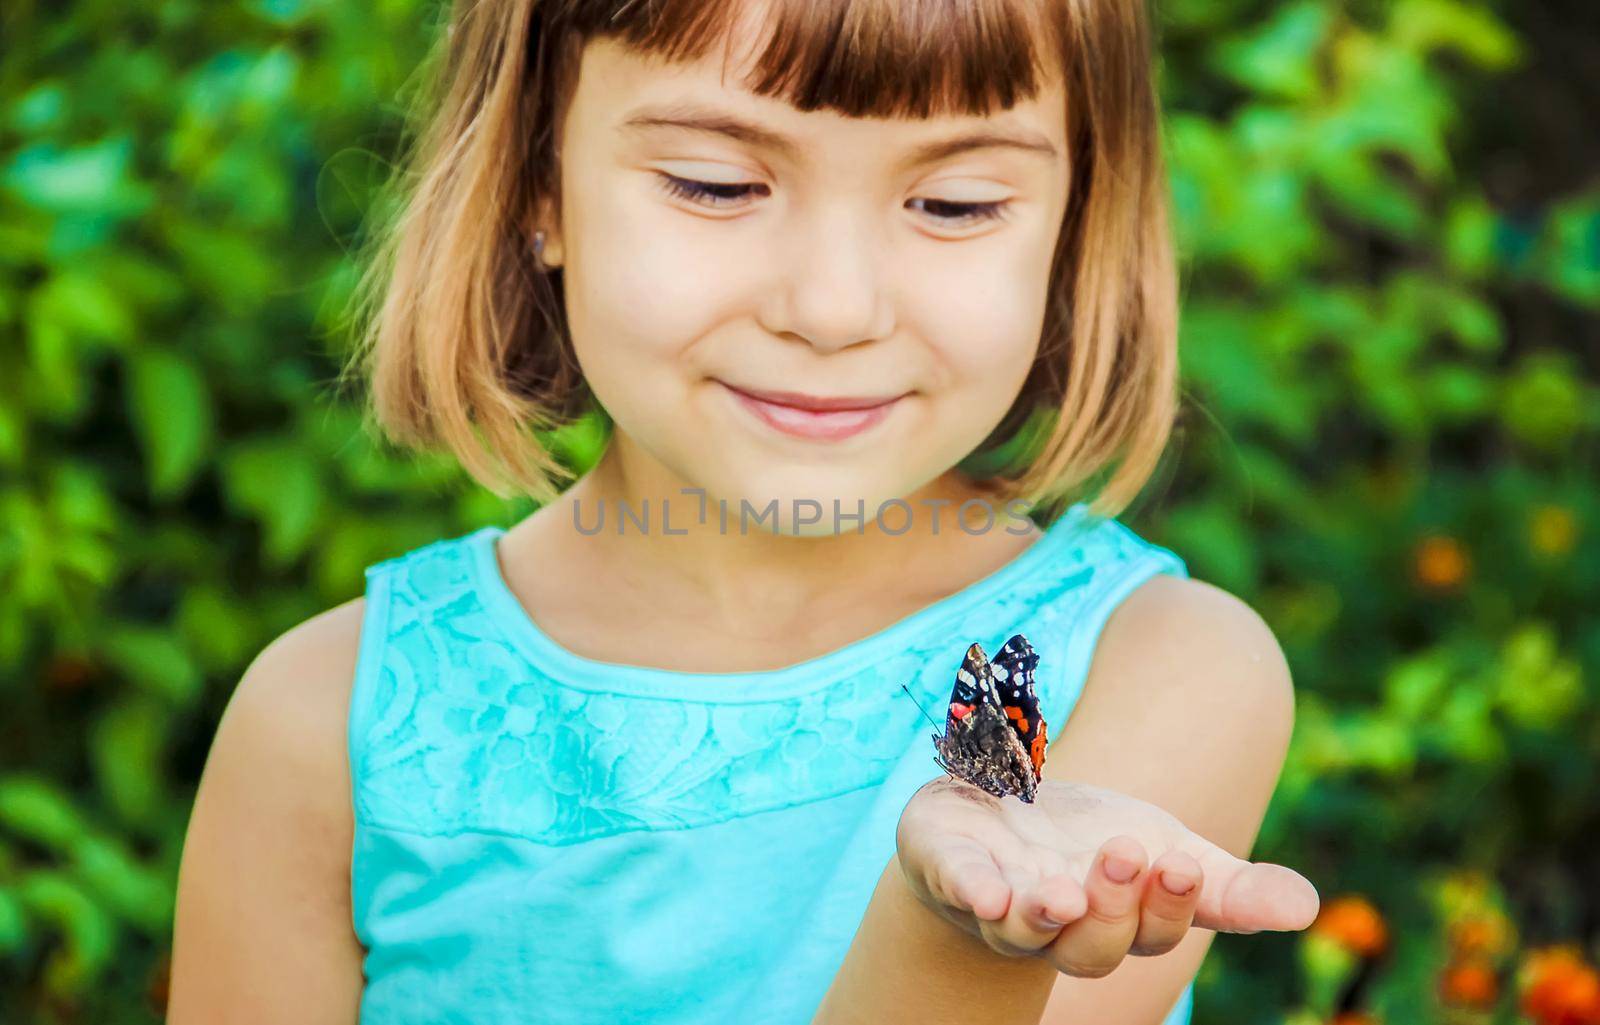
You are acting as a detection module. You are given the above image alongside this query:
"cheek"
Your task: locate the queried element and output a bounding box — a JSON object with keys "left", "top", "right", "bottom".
{"left": 562, "top": 175, "right": 750, "bottom": 369}
{"left": 900, "top": 243, "right": 1050, "bottom": 462}
{"left": 916, "top": 248, "right": 1049, "bottom": 396}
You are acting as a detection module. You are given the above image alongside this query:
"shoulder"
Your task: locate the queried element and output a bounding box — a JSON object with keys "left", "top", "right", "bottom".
{"left": 1101, "top": 573, "right": 1293, "bottom": 720}
{"left": 224, "top": 595, "right": 367, "bottom": 788}
{"left": 1042, "top": 573, "right": 1295, "bottom": 855}
{"left": 183, "top": 595, "right": 368, "bottom": 877}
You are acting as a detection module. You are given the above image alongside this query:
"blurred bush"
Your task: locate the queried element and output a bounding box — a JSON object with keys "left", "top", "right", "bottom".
{"left": 0, "top": 0, "right": 1594, "bottom": 1022}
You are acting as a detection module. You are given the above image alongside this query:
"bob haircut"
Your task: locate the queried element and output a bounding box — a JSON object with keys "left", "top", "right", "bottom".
{"left": 343, "top": 0, "right": 1179, "bottom": 525}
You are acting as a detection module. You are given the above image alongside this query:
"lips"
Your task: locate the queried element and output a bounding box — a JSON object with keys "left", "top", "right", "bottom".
{"left": 720, "top": 383, "right": 906, "bottom": 412}
{"left": 717, "top": 380, "right": 906, "bottom": 441}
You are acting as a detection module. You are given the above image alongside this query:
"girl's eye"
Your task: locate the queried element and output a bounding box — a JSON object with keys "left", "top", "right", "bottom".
{"left": 654, "top": 173, "right": 766, "bottom": 209}
{"left": 906, "top": 197, "right": 1011, "bottom": 226}
{"left": 654, "top": 173, "right": 1010, "bottom": 227}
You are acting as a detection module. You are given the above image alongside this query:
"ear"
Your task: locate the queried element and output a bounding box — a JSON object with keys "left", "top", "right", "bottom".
{"left": 530, "top": 199, "right": 565, "bottom": 269}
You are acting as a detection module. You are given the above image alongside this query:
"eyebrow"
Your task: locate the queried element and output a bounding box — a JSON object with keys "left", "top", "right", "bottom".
{"left": 618, "top": 102, "right": 1060, "bottom": 168}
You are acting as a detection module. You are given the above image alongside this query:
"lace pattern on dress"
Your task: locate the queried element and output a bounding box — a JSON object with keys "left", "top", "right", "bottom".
{"left": 349, "top": 518, "right": 1185, "bottom": 845}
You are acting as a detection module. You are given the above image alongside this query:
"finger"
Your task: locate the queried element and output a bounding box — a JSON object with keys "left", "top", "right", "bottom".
{"left": 1182, "top": 841, "right": 1321, "bottom": 933}
{"left": 976, "top": 858, "right": 1044, "bottom": 957}
{"left": 1017, "top": 868, "right": 1087, "bottom": 934}
{"left": 1129, "top": 850, "right": 1202, "bottom": 956}
{"left": 980, "top": 803, "right": 1076, "bottom": 948}
{"left": 1023, "top": 845, "right": 1089, "bottom": 929}
{"left": 1042, "top": 836, "right": 1148, "bottom": 978}
{"left": 954, "top": 803, "right": 1033, "bottom": 925}
{"left": 979, "top": 846, "right": 1088, "bottom": 957}
{"left": 931, "top": 837, "right": 1011, "bottom": 922}
{"left": 950, "top": 862, "right": 1010, "bottom": 922}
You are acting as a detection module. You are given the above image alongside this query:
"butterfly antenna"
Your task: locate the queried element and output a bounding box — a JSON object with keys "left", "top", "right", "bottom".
{"left": 899, "top": 683, "right": 944, "bottom": 730}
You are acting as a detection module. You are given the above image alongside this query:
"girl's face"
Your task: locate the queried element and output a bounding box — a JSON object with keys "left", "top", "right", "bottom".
{"left": 540, "top": 27, "right": 1070, "bottom": 527}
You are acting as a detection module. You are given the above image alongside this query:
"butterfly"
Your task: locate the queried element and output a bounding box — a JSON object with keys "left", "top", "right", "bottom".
{"left": 931, "top": 633, "right": 1049, "bottom": 803}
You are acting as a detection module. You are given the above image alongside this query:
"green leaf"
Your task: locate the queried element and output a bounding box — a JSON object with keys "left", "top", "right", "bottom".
{"left": 1422, "top": 364, "right": 1494, "bottom": 423}
{"left": 1444, "top": 197, "right": 1497, "bottom": 278}
{"left": 1, "top": 136, "right": 153, "bottom": 219}
{"left": 1544, "top": 199, "right": 1600, "bottom": 305}
{"left": 221, "top": 437, "right": 324, "bottom": 564}
{"left": 175, "top": 583, "right": 258, "bottom": 671}
{"left": 162, "top": 220, "right": 281, "bottom": 315}
{"left": 1211, "top": 1, "right": 1331, "bottom": 100}
{"left": 1501, "top": 352, "right": 1589, "bottom": 450}
{"left": 8, "top": 82, "right": 67, "bottom": 134}
{"left": 1162, "top": 500, "right": 1260, "bottom": 593}
{"left": 1298, "top": 932, "right": 1361, "bottom": 1015}
{"left": 1390, "top": 0, "right": 1520, "bottom": 69}
{"left": 90, "top": 698, "right": 171, "bottom": 828}
{"left": 1437, "top": 685, "right": 1506, "bottom": 763}
{"left": 0, "top": 776, "right": 87, "bottom": 850}
{"left": 1385, "top": 650, "right": 1453, "bottom": 720}
{"left": 1345, "top": 712, "right": 1417, "bottom": 774}
{"left": 0, "top": 886, "right": 25, "bottom": 953}
{"left": 17, "top": 871, "right": 117, "bottom": 995}
{"left": 32, "top": 270, "right": 134, "bottom": 347}
{"left": 1496, "top": 623, "right": 1584, "bottom": 729}
{"left": 70, "top": 834, "right": 175, "bottom": 930}
{"left": 126, "top": 349, "right": 215, "bottom": 499}
{"left": 0, "top": 401, "right": 25, "bottom": 468}
{"left": 99, "top": 625, "right": 203, "bottom": 705}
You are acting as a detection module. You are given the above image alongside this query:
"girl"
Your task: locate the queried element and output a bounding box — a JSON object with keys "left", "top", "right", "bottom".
{"left": 168, "top": 0, "right": 1320, "bottom": 1022}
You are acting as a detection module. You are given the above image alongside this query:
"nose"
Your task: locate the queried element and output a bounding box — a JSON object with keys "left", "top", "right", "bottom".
{"left": 758, "top": 204, "right": 897, "bottom": 354}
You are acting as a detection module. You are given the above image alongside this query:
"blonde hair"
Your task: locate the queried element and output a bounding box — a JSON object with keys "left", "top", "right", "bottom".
{"left": 341, "top": 0, "right": 1179, "bottom": 525}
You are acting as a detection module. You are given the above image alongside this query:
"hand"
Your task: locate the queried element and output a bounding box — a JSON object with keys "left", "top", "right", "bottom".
{"left": 895, "top": 775, "right": 1321, "bottom": 977}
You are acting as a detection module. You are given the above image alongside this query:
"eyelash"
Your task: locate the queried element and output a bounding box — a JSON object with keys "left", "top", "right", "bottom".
{"left": 653, "top": 173, "right": 1011, "bottom": 227}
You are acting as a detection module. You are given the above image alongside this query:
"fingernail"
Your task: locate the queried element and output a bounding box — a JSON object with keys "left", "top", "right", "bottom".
{"left": 1160, "top": 870, "right": 1196, "bottom": 896}
{"left": 1104, "top": 855, "right": 1140, "bottom": 884}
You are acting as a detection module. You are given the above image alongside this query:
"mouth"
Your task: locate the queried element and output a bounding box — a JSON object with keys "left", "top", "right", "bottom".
{"left": 716, "top": 380, "right": 908, "bottom": 441}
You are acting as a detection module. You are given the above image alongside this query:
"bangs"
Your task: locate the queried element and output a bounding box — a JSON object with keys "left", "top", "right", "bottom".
{"left": 556, "top": 0, "right": 1066, "bottom": 119}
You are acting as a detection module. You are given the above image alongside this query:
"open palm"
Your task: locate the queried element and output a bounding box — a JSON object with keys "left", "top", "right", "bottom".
{"left": 897, "top": 775, "right": 1320, "bottom": 974}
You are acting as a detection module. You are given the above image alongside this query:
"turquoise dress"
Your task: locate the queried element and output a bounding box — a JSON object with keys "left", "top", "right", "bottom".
{"left": 348, "top": 501, "right": 1195, "bottom": 1023}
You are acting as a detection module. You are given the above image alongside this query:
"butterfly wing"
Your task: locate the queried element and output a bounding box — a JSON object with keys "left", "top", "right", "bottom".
{"left": 990, "top": 633, "right": 1048, "bottom": 779}
{"left": 942, "top": 641, "right": 995, "bottom": 726}
{"left": 932, "top": 641, "right": 1040, "bottom": 802}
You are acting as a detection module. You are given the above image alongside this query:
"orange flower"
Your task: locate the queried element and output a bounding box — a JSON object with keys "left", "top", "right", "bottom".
{"left": 1439, "top": 958, "right": 1499, "bottom": 1009}
{"left": 1529, "top": 505, "right": 1579, "bottom": 556}
{"left": 1450, "top": 913, "right": 1514, "bottom": 958}
{"left": 1413, "top": 535, "right": 1470, "bottom": 591}
{"left": 1329, "top": 1013, "right": 1380, "bottom": 1025}
{"left": 1311, "top": 894, "right": 1389, "bottom": 958}
{"left": 1520, "top": 945, "right": 1600, "bottom": 1025}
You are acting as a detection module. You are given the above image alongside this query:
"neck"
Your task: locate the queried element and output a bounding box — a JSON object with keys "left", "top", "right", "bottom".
{"left": 526, "top": 433, "right": 1038, "bottom": 638}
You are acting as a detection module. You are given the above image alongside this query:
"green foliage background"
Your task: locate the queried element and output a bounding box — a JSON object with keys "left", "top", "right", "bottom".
{"left": 1, "top": 0, "right": 1595, "bottom": 1021}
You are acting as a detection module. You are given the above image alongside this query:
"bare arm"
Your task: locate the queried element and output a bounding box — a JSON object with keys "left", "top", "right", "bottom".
{"left": 1039, "top": 574, "right": 1297, "bottom": 1024}
{"left": 814, "top": 857, "right": 1062, "bottom": 1025}
{"left": 813, "top": 573, "right": 1299, "bottom": 1025}
{"left": 166, "top": 599, "right": 368, "bottom": 1024}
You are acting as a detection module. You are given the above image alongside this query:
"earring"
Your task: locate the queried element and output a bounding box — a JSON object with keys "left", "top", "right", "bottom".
{"left": 533, "top": 229, "right": 546, "bottom": 270}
